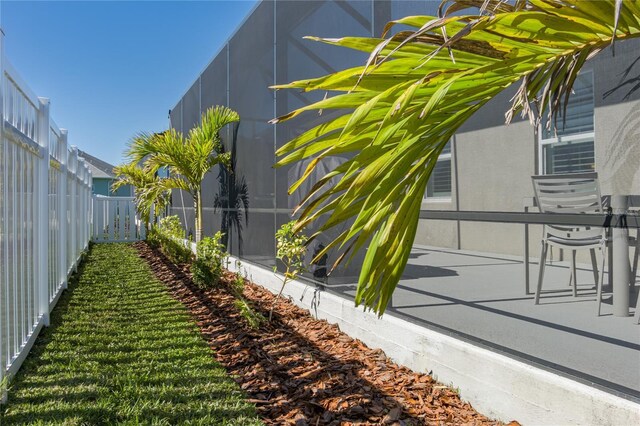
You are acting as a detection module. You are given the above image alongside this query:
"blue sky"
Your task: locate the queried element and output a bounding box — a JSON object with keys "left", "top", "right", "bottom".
{"left": 1, "top": 0, "right": 257, "bottom": 166}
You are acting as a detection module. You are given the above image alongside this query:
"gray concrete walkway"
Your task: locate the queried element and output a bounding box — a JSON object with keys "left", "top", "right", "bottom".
{"left": 327, "top": 245, "right": 640, "bottom": 400}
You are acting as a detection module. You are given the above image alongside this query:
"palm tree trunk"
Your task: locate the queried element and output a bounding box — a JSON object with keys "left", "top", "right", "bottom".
{"left": 194, "top": 190, "right": 203, "bottom": 243}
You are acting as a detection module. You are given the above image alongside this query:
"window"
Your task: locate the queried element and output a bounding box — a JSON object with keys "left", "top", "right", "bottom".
{"left": 540, "top": 71, "right": 595, "bottom": 174}
{"left": 425, "top": 141, "right": 452, "bottom": 199}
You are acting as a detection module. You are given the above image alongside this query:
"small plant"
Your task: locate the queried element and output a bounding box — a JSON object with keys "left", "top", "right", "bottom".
{"left": 152, "top": 215, "right": 192, "bottom": 264}
{"left": 234, "top": 298, "right": 265, "bottom": 330}
{"left": 269, "top": 221, "right": 308, "bottom": 321}
{"left": 191, "top": 232, "right": 226, "bottom": 289}
{"left": 231, "top": 269, "right": 245, "bottom": 295}
{"left": 191, "top": 259, "right": 213, "bottom": 289}
{"left": 224, "top": 265, "right": 264, "bottom": 329}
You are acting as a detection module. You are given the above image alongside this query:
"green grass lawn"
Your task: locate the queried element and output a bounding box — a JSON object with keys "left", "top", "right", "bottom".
{"left": 0, "top": 243, "right": 262, "bottom": 425}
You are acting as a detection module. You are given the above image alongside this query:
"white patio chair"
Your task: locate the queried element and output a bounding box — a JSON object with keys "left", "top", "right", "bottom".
{"left": 532, "top": 173, "right": 608, "bottom": 315}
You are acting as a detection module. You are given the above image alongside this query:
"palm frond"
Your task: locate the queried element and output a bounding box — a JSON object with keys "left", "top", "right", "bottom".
{"left": 113, "top": 162, "right": 171, "bottom": 228}
{"left": 273, "top": 0, "right": 640, "bottom": 315}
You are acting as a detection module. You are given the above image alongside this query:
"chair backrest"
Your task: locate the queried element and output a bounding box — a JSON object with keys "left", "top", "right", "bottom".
{"left": 531, "top": 172, "right": 606, "bottom": 242}
{"left": 531, "top": 172, "right": 603, "bottom": 214}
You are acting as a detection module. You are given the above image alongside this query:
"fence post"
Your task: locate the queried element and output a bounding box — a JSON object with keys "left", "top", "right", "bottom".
{"left": 0, "top": 26, "right": 5, "bottom": 403}
{"left": 37, "top": 98, "right": 51, "bottom": 327}
{"left": 80, "top": 164, "right": 85, "bottom": 248}
{"left": 82, "top": 163, "right": 89, "bottom": 249}
{"left": 88, "top": 169, "right": 93, "bottom": 242}
{"left": 77, "top": 160, "right": 84, "bottom": 250}
{"left": 70, "top": 146, "right": 78, "bottom": 271}
{"left": 58, "top": 129, "right": 69, "bottom": 288}
{"left": 59, "top": 129, "right": 68, "bottom": 288}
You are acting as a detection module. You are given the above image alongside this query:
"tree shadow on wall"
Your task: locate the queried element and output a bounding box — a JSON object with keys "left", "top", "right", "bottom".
{"left": 214, "top": 122, "right": 249, "bottom": 256}
{"left": 601, "top": 103, "right": 640, "bottom": 195}
{"left": 601, "top": 54, "right": 640, "bottom": 195}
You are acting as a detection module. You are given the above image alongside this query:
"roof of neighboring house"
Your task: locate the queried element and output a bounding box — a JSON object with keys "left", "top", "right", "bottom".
{"left": 77, "top": 149, "right": 116, "bottom": 179}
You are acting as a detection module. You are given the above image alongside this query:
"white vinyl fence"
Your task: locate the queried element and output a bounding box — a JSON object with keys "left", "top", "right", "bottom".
{"left": 0, "top": 35, "right": 92, "bottom": 399}
{"left": 93, "top": 196, "right": 145, "bottom": 243}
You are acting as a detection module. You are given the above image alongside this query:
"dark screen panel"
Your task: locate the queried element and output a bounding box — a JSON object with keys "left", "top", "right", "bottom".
{"left": 169, "top": 100, "right": 182, "bottom": 134}
{"left": 235, "top": 211, "right": 276, "bottom": 269}
{"left": 229, "top": 0, "right": 275, "bottom": 211}
{"left": 201, "top": 45, "right": 228, "bottom": 112}
{"left": 274, "top": 0, "right": 372, "bottom": 211}
{"left": 182, "top": 79, "right": 201, "bottom": 134}
{"left": 171, "top": 0, "right": 373, "bottom": 279}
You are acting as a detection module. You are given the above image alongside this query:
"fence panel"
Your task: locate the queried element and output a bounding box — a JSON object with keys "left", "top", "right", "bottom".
{"left": 48, "top": 124, "right": 62, "bottom": 308}
{"left": 92, "top": 196, "right": 143, "bottom": 243}
{"left": 0, "top": 36, "right": 93, "bottom": 401}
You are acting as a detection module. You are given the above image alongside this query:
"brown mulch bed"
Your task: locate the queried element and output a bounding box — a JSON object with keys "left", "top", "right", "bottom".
{"left": 135, "top": 241, "right": 518, "bottom": 426}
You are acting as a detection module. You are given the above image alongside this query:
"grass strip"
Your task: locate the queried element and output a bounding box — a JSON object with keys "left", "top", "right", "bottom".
{"left": 0, "top": 243, "right": 261, "bottom": 425}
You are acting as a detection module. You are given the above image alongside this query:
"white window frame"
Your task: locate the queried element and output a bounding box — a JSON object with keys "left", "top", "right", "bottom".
{"left": 538, "top": 71, "right": 595, "bottom": 175}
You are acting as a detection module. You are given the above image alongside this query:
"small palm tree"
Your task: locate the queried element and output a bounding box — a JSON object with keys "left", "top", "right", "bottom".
{"left": 214, "top": 122, "right": 249, "bottom": 255}
{"left": 273, "top": 0, "right": 640, "bottom": 314}
{"left": 112, "top": 163, "right": 170, "bottom": 234}
{"left": 126, "top": 106, "right": 240, "bottom": 242}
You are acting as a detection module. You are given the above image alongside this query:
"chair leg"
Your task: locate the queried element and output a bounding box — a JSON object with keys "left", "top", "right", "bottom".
{"left": 590, "top": 248, "right": 599, "bottom": 289}
{"left": 633, "top": 231, "right": 639, "bottom": 324}
{"left": 535, "top": 242, "right": 548, "bottom": 305}
{"left": 632, "top": 231, "right": 639, "bottom": 285}
{"left": 597, "top": 245, "right": 607, "bottom": 317}
{"left": 571, "top": 251, "right": 578, "bottom": 297}
{"left": 634, "top": 288, "right": 640, "bottom": 324}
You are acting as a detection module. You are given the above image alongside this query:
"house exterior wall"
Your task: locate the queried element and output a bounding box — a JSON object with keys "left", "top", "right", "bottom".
{"left": 92, "top": 178, "right": 132, "bottom": 197}
{"left": 169, "top": 0, "right": 640, "bottom": 271}
{"left": 92, "top": 178, "right": 112, "bottom": 196}
{"left": 416, "top": 41, "right": 640, "bottom": 258}
{"left": 112, "top": 183, "right": 132, "bottom": 197}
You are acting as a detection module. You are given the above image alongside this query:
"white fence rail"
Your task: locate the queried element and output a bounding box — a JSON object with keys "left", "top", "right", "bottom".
{"left": 0, "top": 35, "right": 92, "bottom": 399}
{"left": 93, "top": 196, "right": 145, "bottom": 243}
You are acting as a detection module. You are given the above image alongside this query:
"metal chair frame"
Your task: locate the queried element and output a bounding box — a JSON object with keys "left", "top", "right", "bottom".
{"left": 532, "top": 173, "right": 608, "bottom": 315}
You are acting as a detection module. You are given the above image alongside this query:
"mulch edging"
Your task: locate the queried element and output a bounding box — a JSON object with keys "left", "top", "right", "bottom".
{"left": 135, "top": 242, "right": 518, "bottom": 426}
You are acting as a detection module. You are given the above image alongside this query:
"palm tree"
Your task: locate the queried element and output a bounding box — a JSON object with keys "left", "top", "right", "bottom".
{"left": 214, "top": 122, "right": 249, "bottom": 255}
{"left": 112, "top": 162, "right": 170, "bottom": 234}
{"left": 126, "top": 106, "right": 240, "bottom": 242}
{"left": 272, "top": 0, "right": 640, "bottom": 315}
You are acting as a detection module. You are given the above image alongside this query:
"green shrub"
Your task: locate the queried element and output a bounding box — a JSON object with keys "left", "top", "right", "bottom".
{"left": 191, "top": 259, "right": 214, "bottom": 289}
{"left": 191, "top": 232, "right": 226, "bottom": 289}
{"left": 150, "top": 215, "right": 192, "bottom": 265}
{"left": 146, "top": 228, "right": 160, "bottom": 249}
{"left": 159, "top": 216, "right": 186, "bottom": 240}
{"left": 196, "top": 232, "right": 226, "bottom": 271}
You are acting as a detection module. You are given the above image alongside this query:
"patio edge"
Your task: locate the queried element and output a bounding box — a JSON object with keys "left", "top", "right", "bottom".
{"left": 226, "top": 255, "right": 640, "bottom": 426}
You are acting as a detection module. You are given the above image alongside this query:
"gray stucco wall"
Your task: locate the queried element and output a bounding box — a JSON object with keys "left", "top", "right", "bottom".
{"left": 416, "top": 37, "right": 640, "bottom": 259}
